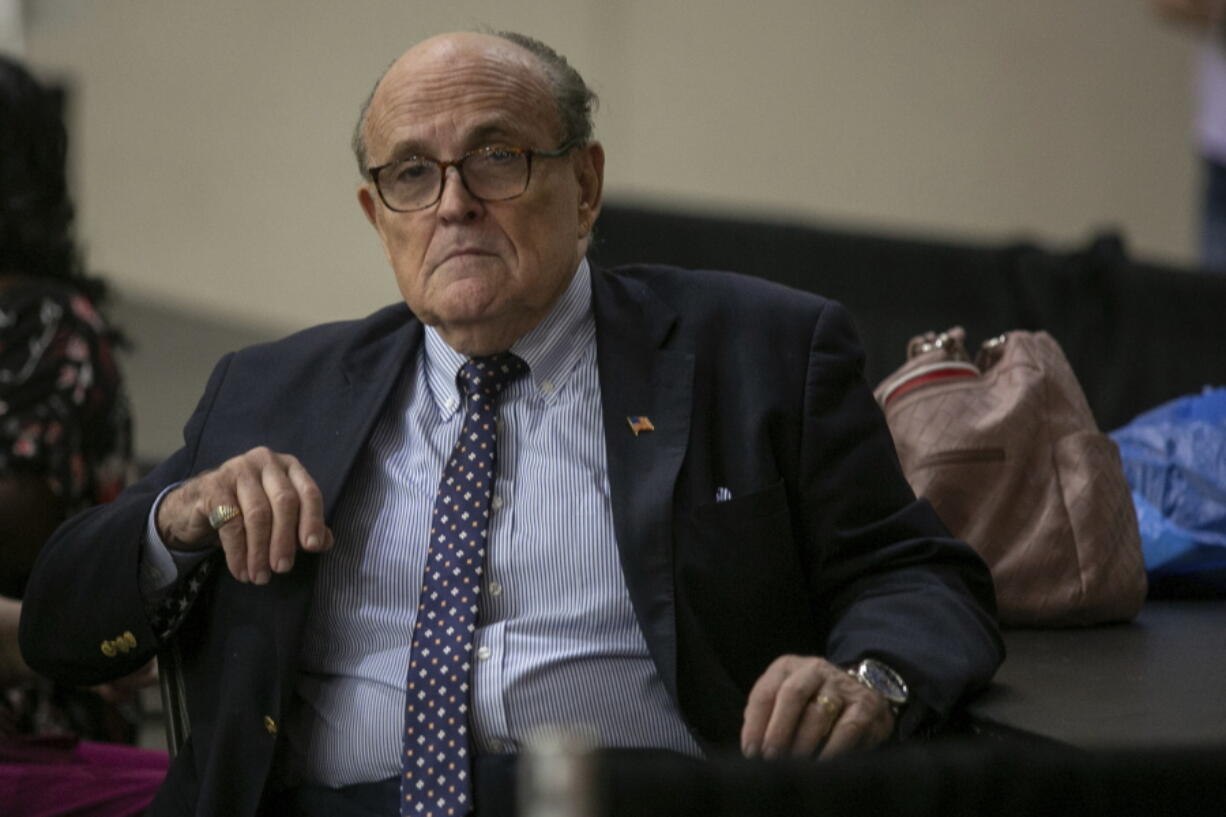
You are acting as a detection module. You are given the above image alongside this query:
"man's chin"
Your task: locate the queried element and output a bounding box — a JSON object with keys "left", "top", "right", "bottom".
{"left": 426, "top": 286, "right": 507, "bottom": 335}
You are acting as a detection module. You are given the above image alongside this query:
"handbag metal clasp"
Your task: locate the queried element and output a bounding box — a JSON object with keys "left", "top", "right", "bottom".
{"left": 909, "top": 328, "right": 970, "bottom": 361}
{"left": 977, "top": 333, "right": 1009, "bottom": 370}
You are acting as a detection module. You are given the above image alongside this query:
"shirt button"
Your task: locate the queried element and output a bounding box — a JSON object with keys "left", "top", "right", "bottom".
{"left": 540, "top": 379, "right": 555, "bottom": 394}
{"left": 444, "top": 396, "right": 458, "bottom": 411}
{"left": 491, "top": 496, "right": 504, "bottom": 511}
{"left": 476, "top": 646, "right": 492, "bottom": 661}
{"left": 489, "top": 581, "right": 503, "bottom": 597}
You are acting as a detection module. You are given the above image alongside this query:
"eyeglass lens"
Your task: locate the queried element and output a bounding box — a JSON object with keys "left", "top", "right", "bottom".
{"left": 378, "top": 150, "right": 529, "bottom": 210}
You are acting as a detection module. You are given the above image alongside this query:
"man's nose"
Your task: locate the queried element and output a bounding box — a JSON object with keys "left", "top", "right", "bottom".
{"left": 436, "top": 165, "right": 482, "bottom": 221}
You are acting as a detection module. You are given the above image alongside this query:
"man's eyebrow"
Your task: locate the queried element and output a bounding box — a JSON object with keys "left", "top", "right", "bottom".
{"left": 384, "top": 120, "right": 529, "bottom": 164}
{"left": 383, "top": 137, "right": 434, "bottom": 161}
{"left": 379, "top": 118, "right": 534, "bottom": 163}
{"left": 465, "top": 120, "right": 523, "bottom": 146}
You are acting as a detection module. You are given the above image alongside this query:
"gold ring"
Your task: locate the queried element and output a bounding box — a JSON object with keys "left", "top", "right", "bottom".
{"left": 207, "top": 504, "right": 242, "bottom": 530}
{"left": 814, "top": 694, "right": 841, "bottom": 718}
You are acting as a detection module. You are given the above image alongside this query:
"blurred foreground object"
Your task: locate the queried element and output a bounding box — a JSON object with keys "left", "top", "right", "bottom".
{"left": 518, "top": 728, "right": 597, "bottom": 817}
{"left": 1152, "top": 0, "right": 1226, "bottom": 271}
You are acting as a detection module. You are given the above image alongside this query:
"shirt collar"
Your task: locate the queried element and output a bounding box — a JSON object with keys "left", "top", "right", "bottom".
{"left": 423, "top": 257, "right": 594, "bottom": 417}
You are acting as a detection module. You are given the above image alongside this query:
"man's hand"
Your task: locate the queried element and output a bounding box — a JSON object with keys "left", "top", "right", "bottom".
{"left": 741, "top": 655, "right": 895, "bottom": 761}
{"left": 156, "top": 447, "right": 333, "bottom": 584}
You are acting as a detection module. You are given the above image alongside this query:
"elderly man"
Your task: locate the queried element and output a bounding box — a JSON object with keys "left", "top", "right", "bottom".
{"left": 20, "top": 30, "right": 1002, "bottom": 817}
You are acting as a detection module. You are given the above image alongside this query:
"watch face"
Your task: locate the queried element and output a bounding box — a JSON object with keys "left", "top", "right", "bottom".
{"left": 860, "top": 659, "right": 908, "bottom": 705}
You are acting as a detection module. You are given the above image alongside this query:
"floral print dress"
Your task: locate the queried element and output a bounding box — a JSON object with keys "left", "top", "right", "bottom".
{"left": 1, "top": 277, "right": 134, "bottom": 741}
{"left": 0, "top": 279, "right": 131, "bottom": 512}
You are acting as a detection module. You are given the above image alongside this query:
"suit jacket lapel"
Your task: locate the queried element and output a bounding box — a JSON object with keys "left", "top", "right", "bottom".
{"left": 311, "top": 312, "right": 422, "bottom": 518}
{"left": 592, "top": 266, "right": 693, "bottom": 702}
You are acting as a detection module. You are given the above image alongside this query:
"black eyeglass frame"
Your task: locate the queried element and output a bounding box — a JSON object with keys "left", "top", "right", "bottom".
{"left": 366, "top": 138, "right": 582, "bottom": 213}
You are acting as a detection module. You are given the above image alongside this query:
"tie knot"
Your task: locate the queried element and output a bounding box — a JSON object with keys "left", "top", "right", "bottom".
{"left": 458, "top": 353, "right": 529, "bottom": 398}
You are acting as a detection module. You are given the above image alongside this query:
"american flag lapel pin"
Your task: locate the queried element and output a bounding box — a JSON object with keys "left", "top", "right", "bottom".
{"left": 626, "top": 415, "right": 655, "bottom": 436}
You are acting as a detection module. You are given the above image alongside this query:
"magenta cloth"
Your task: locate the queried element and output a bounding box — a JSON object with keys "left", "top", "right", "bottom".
{"left": 0, "top": 737, "right": 167, "bottom": 817}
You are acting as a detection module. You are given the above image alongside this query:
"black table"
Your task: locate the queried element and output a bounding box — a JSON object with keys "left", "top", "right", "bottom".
{"left": 966, "top": 600, "right": 1226, "bottom": 748}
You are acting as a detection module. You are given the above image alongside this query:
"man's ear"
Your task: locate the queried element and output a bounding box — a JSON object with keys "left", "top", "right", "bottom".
{"left": 575, "top": 141, "right": 605, "bottom": 239}
{"left": 358, "top": 184, "right": 396, "bottom": 267}
{"left": 358, "top": 184, "right": 380, "bottom": 227}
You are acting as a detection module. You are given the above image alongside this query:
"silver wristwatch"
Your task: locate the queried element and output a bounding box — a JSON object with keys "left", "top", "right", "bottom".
{"left": 846, "top": 658, "right": 909, "bottom": 715}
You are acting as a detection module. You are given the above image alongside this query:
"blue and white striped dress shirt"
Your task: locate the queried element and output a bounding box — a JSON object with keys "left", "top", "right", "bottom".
{"left": 280, "top": 259, "right": 702, "bottom": 786}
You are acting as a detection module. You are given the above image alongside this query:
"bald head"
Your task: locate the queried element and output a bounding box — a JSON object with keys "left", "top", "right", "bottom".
{"left": 352, "top": 31, "right": 597, "bottom": 176}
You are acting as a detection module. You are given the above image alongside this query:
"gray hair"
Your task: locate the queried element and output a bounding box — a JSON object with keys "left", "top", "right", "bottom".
{"left": 351, "top": 30, "right": 598, "bottom": 179}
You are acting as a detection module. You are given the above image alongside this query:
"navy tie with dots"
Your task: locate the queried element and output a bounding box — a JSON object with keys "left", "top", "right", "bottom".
{"left": 401, "top": 353, "right": 528, "bottom": 817}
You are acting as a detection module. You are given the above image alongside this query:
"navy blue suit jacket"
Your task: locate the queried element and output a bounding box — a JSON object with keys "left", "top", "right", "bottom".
{"left": 21, "top": 263, "right": 1003, "bottom": 817}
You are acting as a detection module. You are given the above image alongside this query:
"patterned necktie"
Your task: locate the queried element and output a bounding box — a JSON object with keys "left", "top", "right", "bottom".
{"left": 401, "top": 353, "right": 528, "bottom": 817}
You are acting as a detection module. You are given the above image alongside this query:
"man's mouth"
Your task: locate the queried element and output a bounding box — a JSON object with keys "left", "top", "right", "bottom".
{"left": 441, "top": 247, "right": 494, "bottom": 263}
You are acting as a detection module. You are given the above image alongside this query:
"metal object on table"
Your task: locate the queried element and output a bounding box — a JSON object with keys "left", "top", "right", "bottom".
{"left": 518, "top": 726, "right": 597, "bottom": 817}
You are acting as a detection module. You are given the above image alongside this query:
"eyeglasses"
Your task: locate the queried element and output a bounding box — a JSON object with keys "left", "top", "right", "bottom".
{"left": 367, "top": 139, "right": 581, "bottom": 213}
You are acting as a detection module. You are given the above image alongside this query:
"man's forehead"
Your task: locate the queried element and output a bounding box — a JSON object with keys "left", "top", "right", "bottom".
{"left": 365, "top": 33, "right": 557, "bottom": 154}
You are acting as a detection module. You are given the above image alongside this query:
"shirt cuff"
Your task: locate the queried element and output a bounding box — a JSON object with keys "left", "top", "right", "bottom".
{"left": 140, "top": 482, "right": 211, "bottom": 594}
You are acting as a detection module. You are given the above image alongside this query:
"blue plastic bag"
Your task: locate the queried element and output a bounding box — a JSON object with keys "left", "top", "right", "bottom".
{"left": 1110, "top": 387, "right": 1226, "bottom": 596}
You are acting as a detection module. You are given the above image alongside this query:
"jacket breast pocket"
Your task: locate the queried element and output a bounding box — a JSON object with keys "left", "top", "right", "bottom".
{"left": 682, "top": 480, "right": 814, "bottom": 669}
{"left": 692, "top": 478, "right": 791, "bottom": 531}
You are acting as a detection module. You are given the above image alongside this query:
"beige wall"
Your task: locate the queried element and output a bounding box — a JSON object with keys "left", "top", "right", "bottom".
{"left": 16, "top": 1, "right": 1206, "bottom": 456}
{"left": 610, "top": 2, "right": 1199, "bottom": 249}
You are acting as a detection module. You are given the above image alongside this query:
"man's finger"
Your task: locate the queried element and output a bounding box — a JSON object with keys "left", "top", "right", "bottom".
{"left": 759, "top": 670, "right": 821, "bottom": 758}
{"left": 818, "top": 698, "right": 891, "bottom": 760}
{"left": 213, "top": 491, "right": 250, "bottom": 583}
{"left": 285, "top": 456, "right": 328, "bottom": 562}
{"left": 234, "top": 470, "right": 272, "bottom": 583}
{"left": 789, "top": 689, "right": 842, "bottom": 756}
{"left": 260, "top": 461, "right": 301, "bottom": 580}
{"left": 741, "top": 658, "right": 790, "bottom": 757}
